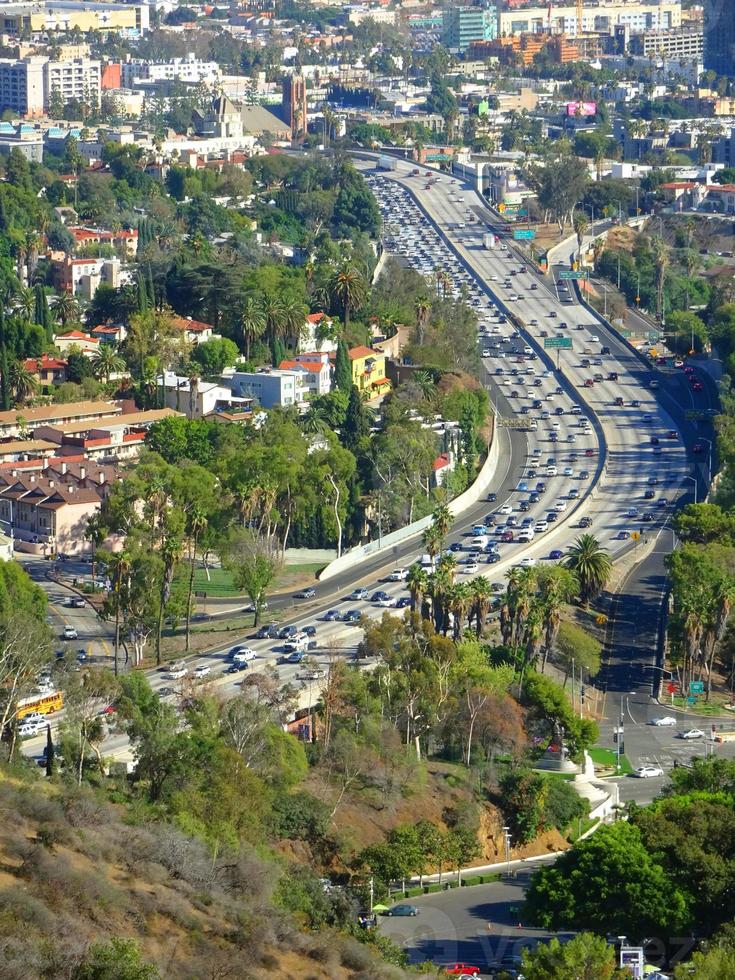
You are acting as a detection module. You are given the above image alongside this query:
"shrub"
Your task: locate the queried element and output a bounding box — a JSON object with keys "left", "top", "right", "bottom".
{"left": 270, "top": 791, "right": 330, "bottom": 842}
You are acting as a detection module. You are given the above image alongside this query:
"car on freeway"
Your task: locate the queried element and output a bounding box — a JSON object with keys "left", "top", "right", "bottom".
{"left": 225, "top": 663, "right": 247, "bottom": 675}
{"left": 62, "top": 626, "right": 78, "bottom": 640}
{"left": 650, "top": 716, "right": 677, "bottom": 727}
{"left": 343, "top": 609, "right": 362, "bottom": 623}
{"left": 617, "top": 529, "right": 631, "bottom": 540}
{"left": 498, "top": 503, "right": 513, "bottom": 515}
{"left": 229, "top": 645, "right": 256, "bottom": 661}
{"left": 481, "top": 348, "right": 491, "bottom": 357}
{"left": 644, "top": 489, "right": 655, "bottom": 499}
{"left": 487, "top": 492, "right": 497, "bottom": 502}
{"left": 384, "top": 904, "right": 419, "bottom": 917}
{"left": 323, "top": 609, "right": 341, "bottom": 622}
{"left": 387, "top": 567, "right": 409, "bottom": 582}
{"left": 347, "top": 587, "right": 369, "bottom": 601}
{"left": 64, "top": 597, "right": 86, "bottom": 608}
{"left": 635, "top": 766, "right": 664, "bottom": 778}
{"left": 193, "top": 664, "right": 211, "bottom": 679}
{"left": 679, "top": 729, "right": 706, "bottom": 739}
{"left": 254, "top": 622, "right": 279, "bottom": 639}
{"left": 167, "top": 664, "right": 187, "bottom": 680}
{"left": 17, "top": 719, "right": 45, "bottom": 738}
{"left": 294, "top": 587, "right": 316, "bottom": 599}
{"left": 444, "top": 965, "right": 480, "bottom": 977}
{"left": 549, "top": 549, "right": 564, "bottom": 560}
{"left": 579, "top": 516, "right": 593, "bottom": 528}
{"left": 518, "top": 557, "right": 537, "bottom": 568}
{"left": 278, "top": 624, "right": 298, "bottom": 640}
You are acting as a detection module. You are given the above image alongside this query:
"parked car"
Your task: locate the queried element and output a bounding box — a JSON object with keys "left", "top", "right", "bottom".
{"left": 444, "top": 965, "right": 480, "bottom": 977}
{"left": 385, "top": 904, "right": 419, "bottom": 917}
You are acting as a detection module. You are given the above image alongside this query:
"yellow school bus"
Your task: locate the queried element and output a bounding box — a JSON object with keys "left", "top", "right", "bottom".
{"left": 16, "top": 691, "right": 64, "bottom": 720}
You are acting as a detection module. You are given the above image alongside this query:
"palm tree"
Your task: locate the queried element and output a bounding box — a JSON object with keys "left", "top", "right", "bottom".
{"left": 54, "top": 292, "right": 80, "bottom": 328}
{"left": 537, "top": 566, "right": 578, "bottom": 671}
{"left": 421, "top": 525, "right": 442, "bottom": 569}
{"left": 281, "top": 296, "right": 307, "bottom": 348}
{"left": 15, "top": 286, "right": 35, "bottom": 323}
{"left": 413, "top": 369, "right": 437, "bottom": 402}
{"left": 469, "top": 576, "right": 494, "bottom": 638}
{"left": 240, "top": 297, "right": 266, "bottom": 359}
{"left": 563, "top": 534, "right": 612, "bottom": 606}
{"left": 414, "top": 295, "right": 431, "bottom": 346}
{"left": 91, "top": 345, "right": 125, "bottom": 383}
{"left": 9, "top": 360, "right": 37, "bottom": 403}
{"left": 431, "top": 503, "right": 452, "bottom": 548}
{"left": 573, "top": 211, "right": 589, "bottom": 263}
{"left": 407, "top": 563, "right": 429, "bottom": 616}
{"left": 262, "top": 292, "right": 288, "bottom": 344}
{"left": 448, "top": 581, "right": 473, "bottom": 640}
{"left": 328, "top": 261, "right": 367, "bottom": 329}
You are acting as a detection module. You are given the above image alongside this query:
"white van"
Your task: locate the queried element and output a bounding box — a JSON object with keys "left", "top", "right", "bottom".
{"left": 469, "top": 535, "right": 489, "bottom": 551}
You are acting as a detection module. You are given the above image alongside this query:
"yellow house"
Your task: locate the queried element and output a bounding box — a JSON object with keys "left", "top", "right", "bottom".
{"left": 347, "top": 346, "right": 390, "bottom": 395}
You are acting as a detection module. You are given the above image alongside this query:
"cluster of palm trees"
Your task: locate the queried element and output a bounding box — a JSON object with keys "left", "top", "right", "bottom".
{"left": 404, "top": 510, "right": 613, "bottom": 682}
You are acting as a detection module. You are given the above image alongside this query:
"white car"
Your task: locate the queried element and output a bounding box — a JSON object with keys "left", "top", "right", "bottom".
{"left": 377, "top": 596, "right": 398, "bottom": 607}
{"left": 482, "top": 348, "right": 492, "bottom": 357}
{"left": 635, "top": 765, "right": 664, "bottom": 778}
{"left": 499, "top": 504, "right": 513, "bottom": 515}
{"left": 546, "top": 466, "right": 558, "bottom": 477}
{"left": 523, "top": 346, "right": 533, "bottom": 355}
{"left": 62, "top": 625, "right": 78, "bottom": 640}
{"left": 679, "top": 729, "right": 706, "bottom": 740}
{"left": 554, "top": 500, "right": 568, "bottom": 512}
{"left": 564, "top": 467, "right": 574, "bottom": 477}
{"left": 650, "top": 716, "right": 677, "bottom": 727}
{"left": 193, "top": 664, "right": 211, "bottom": 679}
{"left": 462, "top": 562, "right": 480, "bottom": 575}
{"left": 590, "top": 335, "right": 599, "bottom": 342}
{"left": 534, "top": 520, "right": 549, "bottom": 533}
{"left": 167, "top": 665, "right": 187, "bottom": 679}
{"left": 518, "top": 557, "right": 538, "bottom": 568}
{"left": 18, "top": 720, "right": 44, "bottom": 738}
{"left": 229, "top": 645, "right": 256, "bottom": 661}
{"left": 387, "top": 568, "right": 409, "bottom": 582}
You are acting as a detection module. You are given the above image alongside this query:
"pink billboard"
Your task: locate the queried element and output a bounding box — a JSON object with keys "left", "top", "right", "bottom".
{"left": 566, "top": 101, "right": 597, "bottom": 117}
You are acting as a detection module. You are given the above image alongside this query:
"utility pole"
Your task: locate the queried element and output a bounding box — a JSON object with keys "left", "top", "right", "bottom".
{"left": 615, "top": 699, "right": 625, "bottom": 773}
{"left": 617, "top": 253, "right": 621, "bottom": 290}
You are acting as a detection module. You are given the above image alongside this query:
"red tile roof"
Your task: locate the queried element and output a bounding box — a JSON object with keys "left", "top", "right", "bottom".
{"left": 279, "top": 359, "right": 326, "bottom": 373}
{"left": 306, "top": 312, "right": 328, "bottom": 324}
{"left": 170, "top": 316, "right": 213, "bottom": 333}
{"left": 432, "top": 453, "right": 452, "bottom": 472}
{"left": 348, "top": 345, "right": 379, "bottom": 360}
{"left": 23, "top": 356, "right": 67, "bottom": 372}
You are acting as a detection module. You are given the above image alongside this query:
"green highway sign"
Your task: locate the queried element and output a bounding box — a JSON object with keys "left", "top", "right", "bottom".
{"left": 513, "top": 229, "right": 536, "bottom": 240}
{"left": 690, "top": 680, "right": 705, "bottom": 695}
{"left": 544, "top": 337, "right": 572, "bottom": 350}
{"left": 559, "top": 270, "right": 584, "bottom": 280}
{"left": 687, "top": 696, "right": 697, "bottom": 705}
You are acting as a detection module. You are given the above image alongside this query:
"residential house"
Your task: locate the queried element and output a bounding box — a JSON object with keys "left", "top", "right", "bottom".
{"left": 0, "top": 472, "right": 106, "bottom": 556}
{"left": 158, "top": 372, "right": 252, "bottom": 420}
{"left": 68, "top": 226, "right": 139, "bottom": 257}
{"left": 432, "top": 451, "right": 456, "bottom": 488}
{"left": 50, "top": 253, "right": 123, "bottom": 298}
{"left": 706, "top": 183, "right": 735, "bottom": 213}
{"left": 230, "top": 368, "right": 305, "bottom": 408}
{"left": 278, "top": 353, "right": 331, "bottom": 396}
{"left": 91, "top": 323, "right": 127, "bottom": 345}
{"left": 299, "top": 312, "right": 337, "bottom": 353}
{"left": 169, "top": 315, "right": 217, "bottom": 345}
{"left": 329, "top": 345, "right": 389, "bottom": 396}
{"left": 54, "top": 331, "right": 100, "bottom": 356}
{"left": 0, "top": 439, "right": 57, "bottom": 465}
{"left": 23, "top": 355, "right": 67, "bottom": 386}
{"left": 0, "top": 400, "right": 122, "bottom": 439}
{"left": 34, "top": 408, "right": 181, "bottom": 462}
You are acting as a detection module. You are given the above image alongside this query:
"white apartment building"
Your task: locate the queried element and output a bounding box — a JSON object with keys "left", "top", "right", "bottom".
{"left": 120, "top": 53, "right": 220, "bottom": 89}
{"left": 0, "top": 55, "right": 100, "bottom": 116}
{"left": 498, "top": 0, "right": 681, "bottom": 37}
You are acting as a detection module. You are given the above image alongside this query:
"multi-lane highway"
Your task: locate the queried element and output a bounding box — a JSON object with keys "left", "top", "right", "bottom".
{"left": 20, "top": 155, "right": 716, "bottom": 765}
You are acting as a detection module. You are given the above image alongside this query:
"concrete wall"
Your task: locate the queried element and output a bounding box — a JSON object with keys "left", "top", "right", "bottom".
{"left": 319, "top": 426, "right": 501, "bottom": 582}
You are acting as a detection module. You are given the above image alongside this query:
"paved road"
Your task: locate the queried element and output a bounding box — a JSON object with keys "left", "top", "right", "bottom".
{"left": 378, "top": 868, "right": 573, "bottom": 975}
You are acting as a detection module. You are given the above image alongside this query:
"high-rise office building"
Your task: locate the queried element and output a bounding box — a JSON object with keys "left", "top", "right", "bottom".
{"left": 704, "top": 0, "right": 735, "bottom": 76}
{"left": 443, "top": 5, "right": 498, "bottom": 53}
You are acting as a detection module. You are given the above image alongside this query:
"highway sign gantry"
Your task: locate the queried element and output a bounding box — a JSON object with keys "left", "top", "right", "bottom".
{"left": 559, "top": 270, "right": 584, "bottom": 280}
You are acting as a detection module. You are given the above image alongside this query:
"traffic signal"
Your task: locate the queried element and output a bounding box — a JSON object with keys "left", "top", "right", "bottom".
{"left": 613, "top": 728, "right": 618, "bottom": 744}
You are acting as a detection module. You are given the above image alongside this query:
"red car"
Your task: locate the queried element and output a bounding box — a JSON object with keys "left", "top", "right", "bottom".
{"left": 684, "top": 366, "right": 695, "bottom": 374}
{"left": 692, "top": 382, "right": 703, "bottom": 392}
{"left": 444, "top": 966, "right": 480, "bottom": 977}
{"left": 693, "top": 442, "right": 704, "bottom": 453}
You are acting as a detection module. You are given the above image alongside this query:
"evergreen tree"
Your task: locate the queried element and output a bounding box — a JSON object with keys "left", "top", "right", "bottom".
{"left": 136, "top": 274, "right": 148, "bottom": 315}
{"left": 45, "top": 723, "right": 55, "bottom": 777}
{"left": 334, "top": 339, "right": 352, "bottom": 393}
{"left": 270, "top": 335, "right": 286, "bottom": 367}
{"left": 146, "top": 264, "right": 156, "bottom": 310}
{"left": 342, "top": 384, "right": 369, "bottom": 452}
{"left": 33, "top": 284, "right": 51, "bottom": 341}
{"left": 0, "top": 308, "right": 10, "bottom": 411}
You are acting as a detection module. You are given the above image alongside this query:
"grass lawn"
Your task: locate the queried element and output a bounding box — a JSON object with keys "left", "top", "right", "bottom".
{"left": 192, "top": 562, "right": 326, "bottom": 599}
{"left": 589, "top": 746, "right": 633, "bottom": 775}
{"left": 670, "top": 695, "right": 732, "bottom": 716}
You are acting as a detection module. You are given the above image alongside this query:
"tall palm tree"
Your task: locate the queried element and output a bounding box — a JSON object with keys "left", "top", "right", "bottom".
{"left": 91, "top": 345, "right": 125, "bottom": 383}
{"left": 421, "top": 525, "right": 442, "bottom": 569}
{"left": 448, "top": 581, "right": 473, "bottom": 641}
{"left": 262, "top": 292, "right": 288, "bottom": 344}
{"left": 414, "top": 295, "right": 431, "bottom": 346}
{"left": 505, "top": 566, "right": 538, "bottom": 648}
{"left": 328, "top": 261, "right": 366, "bottom": 329}
{"left": 9, "top": 360, "right": 38, "bottom": 403}
{"left": 407, "top": 563, "right": 429, "bottom": 616}
{"left": 281, "top": 296, "right": 307, "bottom": 348}
{"left": 573, "top": 212, "right": 589, "bottom": 261}
{"left": 431, "top": 503, "right": 452, "bottom": 548}
{"left": 240, "top": 296, "right": 266, "bottom": 360}
{"left": 537, "top": 566, "right": 578, "bottom": 671}
{"left": 563, "top": 534, "right": 612, "bottom": 606}
{"left": 469, "top": 576, "right": 494, "bottom": 638}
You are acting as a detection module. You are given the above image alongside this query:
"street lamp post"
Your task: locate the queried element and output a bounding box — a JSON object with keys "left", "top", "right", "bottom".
{"left": 684, "top": 474, "right": 698, "bottom": 505}
{"left": 502, "top": 825, "right": 512, "bottom": 877}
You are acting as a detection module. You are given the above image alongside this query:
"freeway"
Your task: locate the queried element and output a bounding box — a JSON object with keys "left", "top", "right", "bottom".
{"left": 19, "top": 158, "right": 704, "bottom": 763}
